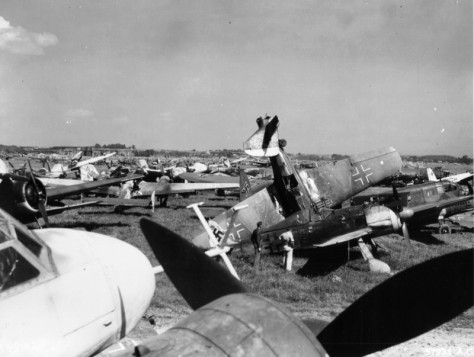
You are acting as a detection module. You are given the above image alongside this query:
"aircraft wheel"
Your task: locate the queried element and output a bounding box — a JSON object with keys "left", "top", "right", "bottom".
{"left": 439, "top": 224, "right": 452, "bottom": 235}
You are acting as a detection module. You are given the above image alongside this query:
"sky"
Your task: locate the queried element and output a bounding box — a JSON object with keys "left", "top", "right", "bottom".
{"left": 0, "top": 0, "right": 472, "bottom": 157}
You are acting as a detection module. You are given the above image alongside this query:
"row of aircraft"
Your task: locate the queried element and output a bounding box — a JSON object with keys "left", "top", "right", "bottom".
{"left": 0, "top": 206, "right": 471, "bottom": 357}
{"left": 0, "top": 115, "right": 472, "bottom": 356}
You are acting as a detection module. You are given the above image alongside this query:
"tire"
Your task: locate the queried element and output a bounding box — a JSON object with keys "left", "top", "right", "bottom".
{"left": 439, "top": 225, "right": 452, "bottom": 234}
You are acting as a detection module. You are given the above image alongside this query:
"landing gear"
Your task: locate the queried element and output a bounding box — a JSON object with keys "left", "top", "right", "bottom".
{"left": 439, "top": 224, "right": 452, "bottom": 235}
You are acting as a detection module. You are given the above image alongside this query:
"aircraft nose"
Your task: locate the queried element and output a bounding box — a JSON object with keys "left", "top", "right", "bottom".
{"left": 90, "top": 235, "right": 156, "bottom": 335}
{"left": 365, "top": 205, "right": 401, "bottom": 231}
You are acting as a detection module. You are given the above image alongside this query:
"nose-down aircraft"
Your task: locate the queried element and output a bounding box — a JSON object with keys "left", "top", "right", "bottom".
{"left": 0, "top": 208, "right": 156, "bottom": 357}
{"left": 192, "top": 116, "right": 404, "bottom": 272}
{"left": 119, "top": 219, "right": 473, "bottom": 357}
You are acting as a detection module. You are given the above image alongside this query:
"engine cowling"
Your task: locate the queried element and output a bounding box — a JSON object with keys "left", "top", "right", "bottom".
{"left": 365, "top": 205, "right": 401, "bottom": 233}
{"left": 0, "top": 174, "right": 47, "bottom": 221}
{"left": 134, "top": 293, "right": 328, "bottom": 356}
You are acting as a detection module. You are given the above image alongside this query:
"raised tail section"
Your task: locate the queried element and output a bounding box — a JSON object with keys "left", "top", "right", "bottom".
{"left": 426, "top": 167, "right": 438, "bottom": 182}
{"left": 243, "top": 115, "right": 281, "bottom": 157}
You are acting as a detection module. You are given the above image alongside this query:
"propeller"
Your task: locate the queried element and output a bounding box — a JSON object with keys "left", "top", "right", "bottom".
{"left": 26, "top": 159, "right": 49, "bottom": 227}
{"left": 392, "top": 184, "right": 413, "bottom": 248}
{"left": 140, "top": 218, "right": 247, "bottom": 310}
{"left": 140, "top": 219, "right": 473, "bottom": 356}
{"left": 318, "top": 248, "right": 473, "bottom": 357}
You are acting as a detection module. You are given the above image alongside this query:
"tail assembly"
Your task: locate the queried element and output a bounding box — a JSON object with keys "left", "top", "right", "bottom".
{"left": 239, "top": 170, "right": 252, "bottom": 201}
{"left": 138, "top": 159, "right": 149, "bottom": 170}
{"left": 243, "top": 115, "right": 281, "bottom": 157}
{"left": 426, "top": 168, "right": 438, "bottom": 182}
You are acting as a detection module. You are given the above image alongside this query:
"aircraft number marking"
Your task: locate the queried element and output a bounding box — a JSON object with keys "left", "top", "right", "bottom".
{"left": 352, "top": 164, "right": 373, "bottom": 186}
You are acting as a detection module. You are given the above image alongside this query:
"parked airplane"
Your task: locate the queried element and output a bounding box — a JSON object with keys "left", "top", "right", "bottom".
{"left": 0, "top": 208, "right": 156, "bottom": 357}
{"left": 0, "top": 159, "right": 143, "bottom": 225}
{"left": 177, "top": 171, "right": 240, "bottom": 184}
{"left": 33, "top": 152, "right": 117, "bottom": 179}
{"left": 352, "top": 180, "right": 473, "bottom": 235}
{"left": 215, "top": 170, "right": 272, "bottom": 201}
{"left": 448, "top": 211, "right": 474, "bottom": 230}
{"left": 426, "top": 167, "right": 473, "bottom": 184}
{"left": 136, "top": 159, "right": 176, "bottom": 182}
{"left": 125, "top": 218, "right": 473, "bottom": 357}
{"left": 192, "top": 116, "right": 403, "bottom": 272}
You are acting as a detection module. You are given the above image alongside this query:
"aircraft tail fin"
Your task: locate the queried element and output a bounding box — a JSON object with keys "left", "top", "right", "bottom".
{"left": 0, "top": 159, "right": 9, "bottom": 174}
{"left": 426, "top": 168, "right": 438, "bottom": 182}
{"left": 239, "top": 170, "right": 252, "bottom": 201}
{"left": 80, "top": 164, "right": 100, "bottom": 181}
{"left": 243, "top": 115, "right": 280, "bottom": 157}
{"left": 51, "top": 164, "right": 64, "bottom": 173}
{"left": 138, "top": 159, "right": 149, "bottom": 169}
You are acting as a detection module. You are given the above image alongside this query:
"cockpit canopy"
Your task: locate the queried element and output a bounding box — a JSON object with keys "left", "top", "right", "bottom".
{"left": 0, "top": 209, "right": 56, "bottom": 295}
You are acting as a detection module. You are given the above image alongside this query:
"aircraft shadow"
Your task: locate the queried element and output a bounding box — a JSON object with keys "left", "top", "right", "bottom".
{"left": 296, "top": 245, "right": 357, "bottom": 277}
{"left": 408, "top": 228, "right": 447, "bottom": 245}
{"left": 77, "top": 210, "right": 152, "bottom": 218}
{"left": 48, "top": 221, "right": 131, "bottom": 230}
{"left": 296, "top": 243, "right": 393, "bottom": 277}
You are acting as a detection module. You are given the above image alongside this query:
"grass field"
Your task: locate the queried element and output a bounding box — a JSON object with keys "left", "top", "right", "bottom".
{"left": 29, "top": 190, "right": 473, "bottom": 339}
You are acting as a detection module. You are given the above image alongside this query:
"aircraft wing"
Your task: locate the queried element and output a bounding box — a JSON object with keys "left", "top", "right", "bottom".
{"left": 138, "top": 181, "right": 239, "bottom": 196}
{"left": 68, "top": 152, "right": 116, "bottom": 170}
{"left": 45, "top": 200, "right": 102, "bottom": 215}
{"left": 449, "top": 212, "right": 474, "bottom": 229}
{"left": 177, "top": 172, "right": 239, "bottom": 184}
{"left": 312, "top": 227, "right": 374, "bottom": 247}
{"left": 192, "top": 186, "right": 286, "bottom": 249}
{"left": 46, "top": 174, "right": 143, "bottom": 200}
{"left": 408, "top": 195, "right": 473, "bottom": 217}
{"left": 39, "top": 177, "right": 90, "bottom": 187}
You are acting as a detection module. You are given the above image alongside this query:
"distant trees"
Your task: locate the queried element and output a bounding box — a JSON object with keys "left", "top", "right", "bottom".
{"left": 459, "top": 155, "right": 473, "bottom": 164}
{"left": 93, "top": 143, "right": 135, "bottom": 149}
{"left": 402, "top": 155, "right": 473, "bottom": 164}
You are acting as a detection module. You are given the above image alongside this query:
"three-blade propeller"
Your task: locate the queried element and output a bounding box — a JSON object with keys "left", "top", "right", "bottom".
{"left": 140, "top": 217, "right": 473, "bottom": 356}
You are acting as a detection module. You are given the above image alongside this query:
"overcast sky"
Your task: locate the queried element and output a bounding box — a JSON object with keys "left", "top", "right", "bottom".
{"left": 0, "top": 0, "right": 472, "bottom": 156}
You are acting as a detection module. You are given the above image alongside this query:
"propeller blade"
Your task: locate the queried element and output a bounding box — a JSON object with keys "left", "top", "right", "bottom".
{"left": 26, "top": 160, "right": 49, "bottom": 227}
{"left": 140, "top": 218, "right": 247, "bottom": 310}
{"left": 402, "top": 221, "right": 410, "bottom": 241}
{"left": 317, "top": 248, "right": 474, "bottom": 357}
{"left": 38, "top": 201, "right": 50, "bottom": 227}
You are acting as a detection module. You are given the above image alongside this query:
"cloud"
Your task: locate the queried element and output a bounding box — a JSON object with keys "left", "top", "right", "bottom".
{"left": 66, "top": 108, "right": 93, "bottom": 117}
{"left": 160, "top": 111, "right": 173, "bottom": 122}
{"left": 0, "top": 16, "right": 58, "bottom": 55}
{"left": 113, "top": 116, "right": 130, "bottom": 124}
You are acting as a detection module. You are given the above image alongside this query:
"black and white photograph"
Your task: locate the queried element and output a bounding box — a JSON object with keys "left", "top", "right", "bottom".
{"left": 0, "top": 1, "right": 472, "bottom": 356}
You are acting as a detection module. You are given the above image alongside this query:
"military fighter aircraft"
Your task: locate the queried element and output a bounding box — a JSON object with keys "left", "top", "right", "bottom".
{"left": 0, "top": 159, "right": 143, "bottom": 225}
{"left": 352, "top": 179, "right": 473, "bottom": 235}
{"left": 192, "top": 116, "right": 403, "bottom": 272}
{"left": 215, "top": 170, "right": 272, "bottom": 201}
{"left": 0, "top": 208, "right": 156, "bottom": 357}
{"left": 177, "top": 171, "right": 240, "bottom": 184}
{"left": 34, "top": 152, "right": 117, "bottom": 179}
{"left": 114, "top": 218, "right": 472, "bottom": 357}
{"left": 426, "top": 167, "right": 474, "bottom": 184}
